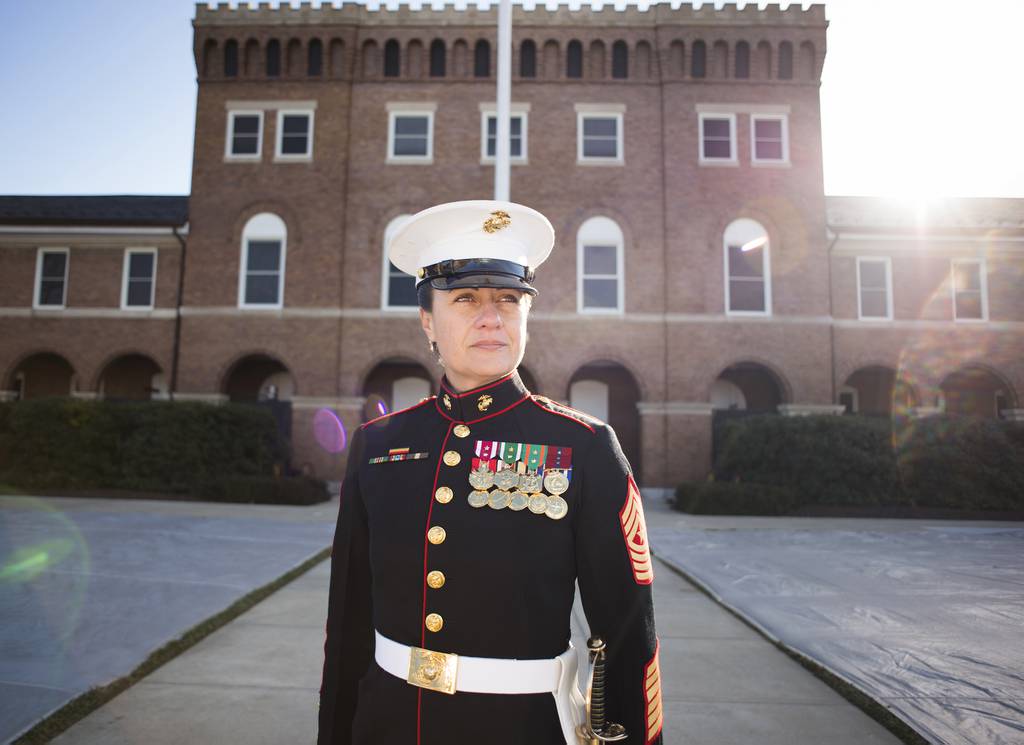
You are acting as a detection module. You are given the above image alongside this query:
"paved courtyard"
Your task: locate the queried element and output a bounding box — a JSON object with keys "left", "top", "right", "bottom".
{"left": 649, "top": 508, "right": 1024, "bottom": 745}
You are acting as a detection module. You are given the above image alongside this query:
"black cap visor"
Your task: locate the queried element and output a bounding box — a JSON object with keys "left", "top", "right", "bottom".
{"left": 418, "top": 258, "right": 538, "bottom": 296}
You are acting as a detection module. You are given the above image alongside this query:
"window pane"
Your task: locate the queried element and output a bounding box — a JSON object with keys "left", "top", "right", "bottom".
{"left": 234, "top": 115, "right": 259, "bottom": 134}
{"left": 394, "top": 116, "right": 428, "bottom": 135}
{"left": 956, "top": 292, "right": 982, "bottom": 319}
{"left": 394, "top": 136, "right": 428, "bottom": 156}
{"left": 487, "top": 117, "right": 496, "bottom": 136}
{"left": 861, "top": 288, "right": 887, "bottom": 317}
{"left": 859, "top": 261, "right": 886, "bottom": 288}
{"left": 583, "top": 118, "right": 617, "bottom": 137}
{"left": 129, "top": 253, "right": 154, "bottom": 279}
{"left": 283, "top": 115, "right": 308, "bottom": 135}
{"left": 583, "top": 278, "right": 618, "bottom": 309}
{"left": 282, "top": 134, "right": 308, "bottom": 155}
{"left": 42, "top": 252, "right": 66, "bottom": 278}
{"left": 754, "top": 119, "right": 782, "bottom": 139}
{"left": 729, "top": 279, "right": 765, "bottom": 312}
{"left": 233, "top": 134, "right": 258, "bottom": 155}
{"left": 584, "top": 244, "right": 617, "bottom": 275}
{"left": 755, "top": 140, "right": 783, "bottom": 160}
{"left": 704, "top": 139, "right": 731, "bottom": 159}
{"left": 245, "top": 274, "right": 279, "bottom": 304}
{"left": 728, "top": 245, "right": 763, "bottom": 278}
{"left": 703, "top": 118, "right": 730, "bottom": 138}
{"left": 955, "top": 264, "right": 980, "bottom": 291}
{"left": 583, "top": 138, "right": 618, "bottom": 158}
{"left": 510, "top": 136, "right": 522, "bottom": 157}
{"left": 127, "top": 280, "right": 153, "bottom": 306}
{"left": 247, "top": 240, "right": 281, "bottom": 271}
{"left": 39, "top": 279, "right": 64, "bottom": 305}
{"left": 388, "top": 276, "right": 418, "bottom": 306}
{"left": 511, "top": 118, "right": 522, "bottom": 136}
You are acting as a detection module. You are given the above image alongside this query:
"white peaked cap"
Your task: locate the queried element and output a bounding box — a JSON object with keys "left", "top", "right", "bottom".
{"left": 388, "top": 200, "right": 555, "bottom": 280}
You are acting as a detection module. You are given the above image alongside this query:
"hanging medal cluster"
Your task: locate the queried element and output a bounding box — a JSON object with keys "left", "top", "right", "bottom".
{"left": 467, "top": 441, "right": 571, "bottom": 520}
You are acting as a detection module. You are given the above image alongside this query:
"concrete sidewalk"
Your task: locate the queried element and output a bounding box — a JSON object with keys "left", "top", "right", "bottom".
{"left": 47, "top": 493, "right": 900, "bottom": 745}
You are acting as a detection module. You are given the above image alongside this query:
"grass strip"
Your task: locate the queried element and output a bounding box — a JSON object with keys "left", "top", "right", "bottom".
{"left": 14, "top": 547, "right": 331, "bottom": 745}
{"left": 654, "top": 551, "right": 929, "bottom": 745}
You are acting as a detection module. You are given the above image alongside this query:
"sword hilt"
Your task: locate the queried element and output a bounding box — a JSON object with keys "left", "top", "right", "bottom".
{"left": 577, "top": 636, "right": 627, "bottom": 743}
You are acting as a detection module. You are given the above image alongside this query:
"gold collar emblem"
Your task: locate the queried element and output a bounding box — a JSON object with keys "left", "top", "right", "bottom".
{"left": 477, "top": 394, "right": 493, "bottom": 412}
{"left": 483, "top": 210, "right": 511, "bottom": 233}
{"left": 443, "top": 393, "right": 452, "bottom": 409}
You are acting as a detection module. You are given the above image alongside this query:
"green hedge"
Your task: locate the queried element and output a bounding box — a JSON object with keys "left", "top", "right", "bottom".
{"left": 0, "top": 398, "right": 329, "bottom": 504}
{"left": 675, "top": 413, "right": 1024, "bottom": 515}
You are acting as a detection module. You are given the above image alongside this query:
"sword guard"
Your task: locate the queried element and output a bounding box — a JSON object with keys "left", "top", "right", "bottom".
{"left": 578, "top": 636, "right": 628, "bottom": 744}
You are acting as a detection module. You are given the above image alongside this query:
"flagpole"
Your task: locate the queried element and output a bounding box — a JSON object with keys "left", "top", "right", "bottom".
{"left": 494, "top": 0, "right": 512, "bottom": 201}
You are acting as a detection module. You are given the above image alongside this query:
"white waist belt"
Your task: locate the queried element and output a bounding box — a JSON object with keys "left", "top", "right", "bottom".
{"left": 374, "top": 630, "right": 565, "bottom": 695}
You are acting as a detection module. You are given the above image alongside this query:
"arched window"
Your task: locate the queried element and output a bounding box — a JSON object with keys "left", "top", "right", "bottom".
{"left": 577, "top": 216, "right": 625, "bottom": 313}
{"left": 239, "top": 213, "right": 287, "bottom": 309}
{"left": 382, "top": 214, "right": 416, "bottom": 308}
{"left": 474, "top": 39, "right": 490, "bottom": 77}
{"left": 567, "top": 40, "right": 583, "bottom": 78}
{"left": 202, "top": 39, "right": 218, "bottom": 78}
{"left": 778, "top": 41, "right": 793, "bottom": 79}
{"left": 308, "top": 39, "right": 323, "bottom": 76}
{"left": 430, "top": 39, "right": 446, "bottom": 77}
{"left": 734, "top": 41, "right": 750, "bottom": 78}
{"left": 362, "top": 40, "right": 380, "bottom": 78}
{"left": 690, "top": 40, "right": 706, "bottom": 78}
{"left": 723, "top": 218, "right": 771, "bottom": 315}
{"left": 611, "top": 40, "right": 628, "bottom": 79}
{"left": 287, "top": 39, "right": 302, "bottom": 76}
{"left": 520, "top": 39, "right": 536, "bottom": 77}
{"left": 669, "top": 40, "right": 685, "bottom": 77}
{"left": 799, "top": 41, "right": 816, "bottom": 80}
{"left": 329, "top": 38, "right": 345, "bottom": 77}
{"left": 224, "top": 39, "right": 239, "bottom": 77}
{"left": 266, "top": 39, "right": 281, "bottom": 77}
{"left": 384, "top": 39, "right": 401, "bottom": 77}
{"left": 244, "top": 39, "right": 259, "bottom": 77}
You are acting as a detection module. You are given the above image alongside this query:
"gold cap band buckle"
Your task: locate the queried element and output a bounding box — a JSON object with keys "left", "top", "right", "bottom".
{"left": 407, "top": 646, "right": 459, "bottom": 695}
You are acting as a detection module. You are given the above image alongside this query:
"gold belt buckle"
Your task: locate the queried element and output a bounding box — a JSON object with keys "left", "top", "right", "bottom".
{"left": 407, "top": 646, "right": 459, "bottom": 695}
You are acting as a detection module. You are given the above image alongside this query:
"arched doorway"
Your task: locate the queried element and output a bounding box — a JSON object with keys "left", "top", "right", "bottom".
{"left": 840, "top": 366, "right": 916, "bottom": 417}
{"left": 363, "top": 358, "right": 434, "bottom": 421}
{"left": 568, "top": 361, "right": 641, "bottom": 477}
{"left": 6, "top": 352, "right": 75, "bottom": 399}
{"left": 98, "top": 354, "right": 164, "bottom": 401}
{"left": 940, "top": 366, "right": 1016, "bottom": 418}
{"left": 711, "top": 361, "right": 788, "bottom": 462}
{"left": 223, "top": 353, "right": 295, "bottom": 445}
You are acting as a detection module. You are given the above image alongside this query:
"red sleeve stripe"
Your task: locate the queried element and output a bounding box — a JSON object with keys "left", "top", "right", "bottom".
{"left": 643, "top": 640, "right": 663, "bottom": 743}
{"left": 619, "top": 476, "right": 653, "bottom": 585}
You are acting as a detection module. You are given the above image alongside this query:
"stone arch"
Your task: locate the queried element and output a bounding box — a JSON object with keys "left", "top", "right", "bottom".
{"left": 710, "top": 40, "right": 728, "bottom": 78}
{"left": 588, "top": 39, "right": 605, "bottom": 79}
{"left": 542, "top": 39, "right": 560, "bottom": 79}
{"left": 361, "top": 356, "right": 435, "bottom": 421}
{"left": 286, "top": 38, "right": 303, "bottom": 77}
{"left": 328, "top": 38, "right": 345, "bottom": 78}
{"left": 96, "top": 353, "right": 164, "bottom": 401}
{"left": 840, "top": 365, "right": 919, "bottom": 416}
{"left": 452, "top": 39, "right": 469, "bottom": 78}
{"left": 232, "top": 200, "right": 301, "bottom": 249}
{"left": 707, "top": 359, "right": 793, "bottom": 409}
{"left": 220, "top": 352, "right": 296, "bottom": 402}
{"left": 407, "top": 39, "right": 425, "bottom": 79}
{"left": 243, "top": 38, "right": 260, "bottom": 77}
{"left": 568, "top": 360, "right": 643, "bottom": 476}
{"left": 668, "top": 40, "right": 684, "bottom": 77}
{"left": 4, "top": 351, "right": 77, "bottom": 399}
{"left": 940, "top": 363, "right": 1018, "bottom": 418}
{"left": 635, "top": 40, "right": 652, "bottom": 80}
{"left": 361, "top": 39, "right": 380, "bottom": 78}
{"left": 754, "top": 40, "right": 772, "bottom": 80}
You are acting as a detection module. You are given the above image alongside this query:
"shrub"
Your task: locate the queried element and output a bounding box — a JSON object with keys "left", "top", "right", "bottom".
{"left": 674, "top": 480, "right": 800, "bottom": 515}
{"left": 205, "top": 475, "right": 329, "bottom": 505}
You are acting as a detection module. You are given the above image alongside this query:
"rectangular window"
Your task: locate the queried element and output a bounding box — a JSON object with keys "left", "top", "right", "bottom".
{"left": 386, "top": 261, "right": 418, "bottom": 308}
{"left": 856, "top": 257, "right": 892, "bottom": 320}
{"left": 581, "top": 244, "right": 621, "bottom": 312}
{"left": 952, "top": 259, "right": 987, "bottom": 321}
{"left": 275, "top": 110, "right": 314, "bottom": 159}
{"left": 578, "top": 113, "right": 623, "bottom": 163}
{"left": 122, "top": 249, "right": 157, "bottom": 309}
{"left": 751, "top": 114, "right": 789, "bottom": 164}
{"left": 35, "top": 248, "right": 69, "bottom": 308}
{"left": 726, "top": 243, "right": 766, "bottom": 313}
{"left": 387, "top": 107, "right": 435, "bottom": 163}
{"left": 482, "top": 114, "right": 526, "bottom": 160}
{"left": 243, "top": 239, "right": 283, "bottom": 306}
{"left": 699, "top": 113, "right": 736, "bottom": 164}
{"left": 226, "top": 111, "right": 263, "bottom": 159}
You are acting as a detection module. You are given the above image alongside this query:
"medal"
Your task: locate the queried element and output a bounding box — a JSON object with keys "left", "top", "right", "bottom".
{"left": 467, "top": 489, "right": 489, "bottom": 508}
{"left": 519, "top": 471, "right": 543, "bottom": 494}
{"left": 545, "top": 495, "right": 569, "bottom": 520}
{"left": 468, "top": 458, "right": 495, "bottom": 490}
{"left": 488, "top": 489, "right": 512, "bottom": 510}
{"left": 509, "top": 489, "right": 529, "bottom": 511}
{"left": 493, "top": 464, "right": 519, "bottom": 490}
{"left": 543, "top": 469, "right": 570, "bottom": 496}
{"left": 543, "top": 447, "right": 573, "bottom": 495}
{"left": 528, "top": 494, "right": 549, "bottom": 514}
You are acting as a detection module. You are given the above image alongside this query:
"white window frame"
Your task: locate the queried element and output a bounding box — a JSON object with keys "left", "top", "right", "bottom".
{"left": 224, "top": 110, "right": 264, "bottom": 161}
{"left": 750, "top": 113, "right": 790, "bottom": 166}
{"left": 838, "top": 385, "right": 859, "bottom": 414}
{"left": 575, "top": 104, "right": 625, "bottom": 166}
{"left": 238, "top": 213, "right": 287, "bottom": 310}
{"left": 699, "top": 112, "right": 738, "bottom": 166}
{"left": 386, "top": 103, "right": 437, "bottom": 165}
{"left": 576, "top": 216, "right": 625, "bottom": 315}
{"left": 33, "top": 247, "right": 69, "bottom": 310}
{"left": 855, "top": 256, "right": 893, "bottom": 321}
{"left": 478, "top": 102, "right": 530, "bottom": 165}
{"left": 381, "top": 213, "right": 418, "bottom": 311}
{"left": 951, "top": 258, "right": 988, "bottom": 322}
{"left": 121, "top": 248, "right": 158, "bottom": 311}
{"left": 723, "top": 218, "right": 772, "bottom": 317}
{"left": 274, "top": 109, "right": 315, "bottom": 162}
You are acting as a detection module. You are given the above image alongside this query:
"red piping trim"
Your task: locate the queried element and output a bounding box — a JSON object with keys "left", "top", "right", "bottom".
{"left": 360, "top": 396, "right": 435, "bottom": 430}
{"left": 439, "top": 370, "right": 515, "bottom": 399}
{"left": 529, "top": 396, "right": 597, "bottom": 433}
{"left": 417, "top": 420, "right": 454, "bottom": 745}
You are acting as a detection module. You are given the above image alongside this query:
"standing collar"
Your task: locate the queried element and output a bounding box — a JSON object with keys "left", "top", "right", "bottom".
{"left": 435, "top": 369, "right": 530, "bottom": 423}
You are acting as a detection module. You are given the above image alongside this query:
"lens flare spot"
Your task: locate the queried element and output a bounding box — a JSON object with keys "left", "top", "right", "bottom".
{"left": 312, "top": 408, "right": 347, "bottom": 454}
{"left": 377, "top": 400, "right": 388, "bottom": 417}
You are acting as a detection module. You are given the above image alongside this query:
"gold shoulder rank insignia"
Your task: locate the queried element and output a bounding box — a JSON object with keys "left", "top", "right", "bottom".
{"left": 643, "top": 641, "right": 663, "bottom": 743}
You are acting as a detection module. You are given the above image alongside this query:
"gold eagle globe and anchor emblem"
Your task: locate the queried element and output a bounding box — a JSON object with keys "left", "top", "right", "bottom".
{"left": 482, "top": 210, "right": 512, "bottom": 233}
{"left": 477, "top": 394, "right": 493, "bottom": 411}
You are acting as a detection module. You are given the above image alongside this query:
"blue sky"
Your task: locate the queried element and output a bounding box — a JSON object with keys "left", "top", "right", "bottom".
{"left": 1, "top": 0, "right": 1021, "bottom": 198}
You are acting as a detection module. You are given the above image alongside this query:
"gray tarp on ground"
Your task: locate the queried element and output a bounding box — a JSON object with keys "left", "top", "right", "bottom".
{"left": 0, "top": 496, "right": 335, "bottom": 745}
{"left": 650, "top": 521, "right": 1024, "bottom": 745}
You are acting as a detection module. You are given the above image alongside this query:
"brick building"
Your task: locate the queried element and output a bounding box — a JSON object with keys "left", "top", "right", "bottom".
{"left": 1, "top": 3, "right": 1022, "bottom": 489}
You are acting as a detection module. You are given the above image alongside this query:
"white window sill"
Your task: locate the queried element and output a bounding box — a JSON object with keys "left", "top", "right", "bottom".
{"left": 725, "top": 310, "right": 772, "bottom": 318}
{"left": 121, "top": 305, "right": 156, "bottom": 312}
{"left": 238, "top": 304, "right": 285, "bottom": 311}
{"left": 387, "top": 156, "right": 434, "bottom": 165}
{"left": 856, "top": 315, "right": 894, "bottom": 322}
{"left": 273, "top": 155, "right": 314, "bottom": 163}
{"left": 699, "top": 159, "right": 739, "bottom": 167}
{"left": 480, "top": 158, "right": 529, "bottom": 166}
{"left": 751, "top": 159, "right": 791, "bottom": 168}
{"left": 31, "top": 304, "right": 66, "bottom": 311}
{"left": 953, "top": 317, "right": 988, "bottom": 323}
{"left": 380, "top": 305, "right": 419, "bottom": 313}
{"left": 577, "top": 158, "right": 624, "bottom": 167}
{"left": 578, "top": 307, "right": 624, "bottom": 315}
{"left": 224, "top": 155, "right": 262, "bottom": 163}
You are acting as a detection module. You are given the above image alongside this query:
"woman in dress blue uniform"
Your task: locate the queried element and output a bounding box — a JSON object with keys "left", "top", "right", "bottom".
{"left": 318, "top": 201, "right": 662, "bottom": 744}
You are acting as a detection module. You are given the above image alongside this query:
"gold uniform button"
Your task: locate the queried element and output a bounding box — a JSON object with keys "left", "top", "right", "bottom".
{"left": 427, "top": 526, "right": 446, "bottom": 545}
{"left": 425, "top": 613, "right": 443, "bottom": 633}
{"left": 453, "top": 424, "right": 471, "bottom": 438}
{"left": 434, "top": 486, "right": 454, "bottom": 504}
{"left": 426, "top": 570, "right": 446, "bottom": 589}
{"left": 443, "top": 450, "right": 461, "bottom": 467}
